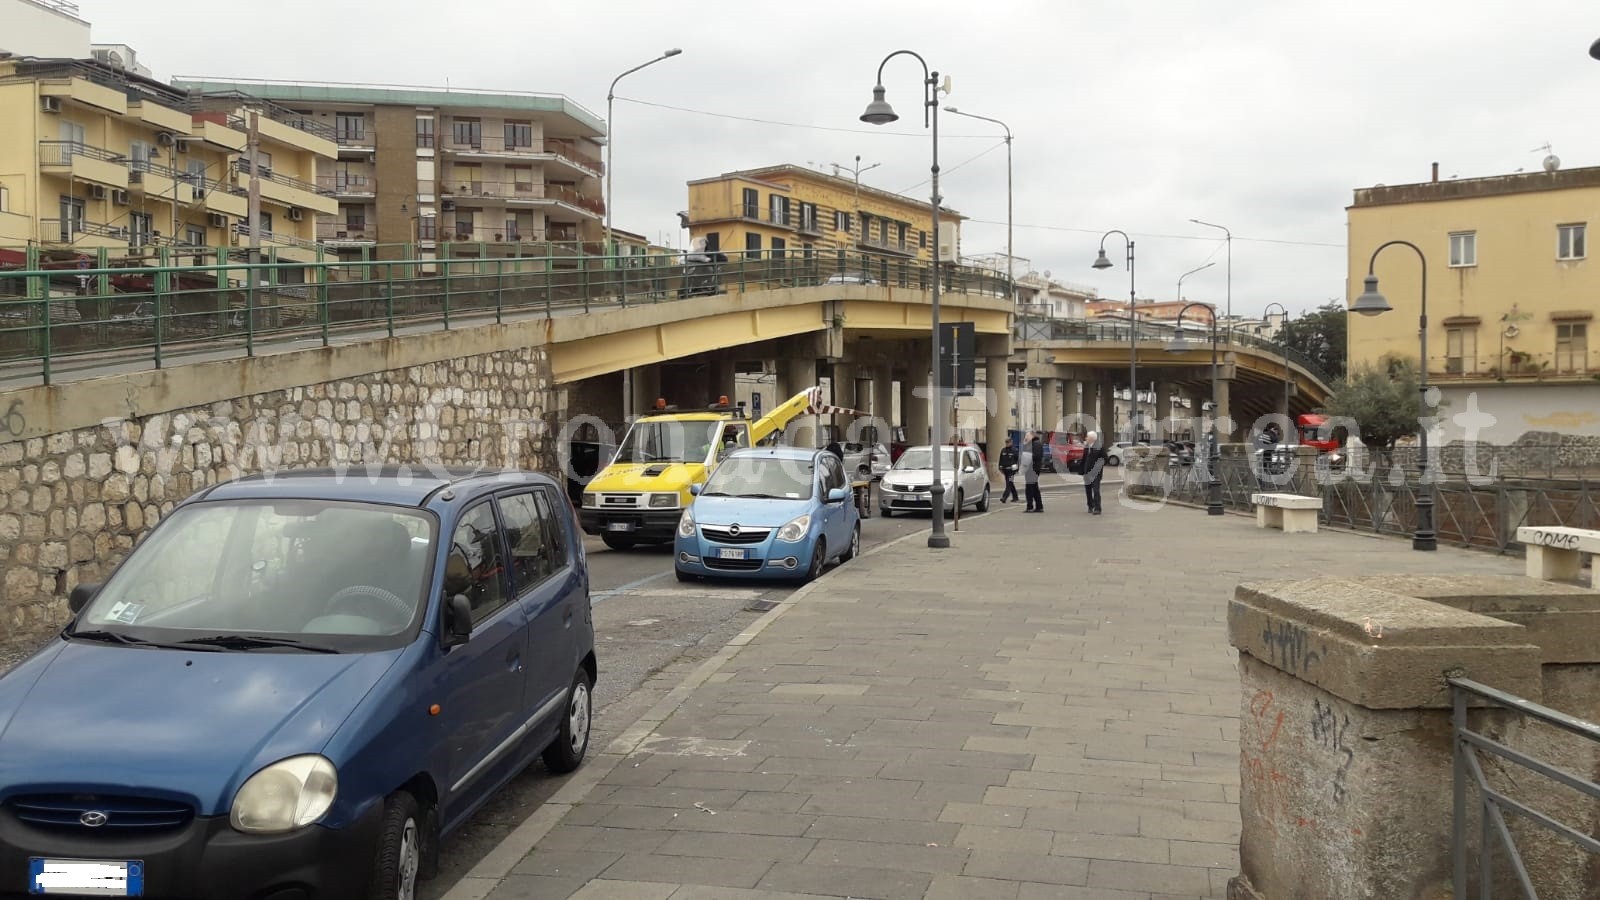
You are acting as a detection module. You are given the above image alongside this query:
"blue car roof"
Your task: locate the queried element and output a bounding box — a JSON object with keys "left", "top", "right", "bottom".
{"left": 191, "top": 466, "right": 556, "bottom": 508}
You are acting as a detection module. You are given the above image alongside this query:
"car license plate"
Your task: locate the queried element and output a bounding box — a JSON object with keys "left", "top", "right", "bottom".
{"left": 717, "top": 548, "right": 746, "bottom": 560}
{"left": 30, "top": 859, "right": 144, "bottom": 896}
{"left": 607, "top": 522, "right": 634, "bottom": 532}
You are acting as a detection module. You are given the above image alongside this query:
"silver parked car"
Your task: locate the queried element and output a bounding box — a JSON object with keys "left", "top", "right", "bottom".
{"left": 879, "top": 445, "right": 990, "bottom": 517}
{"left": 841, "top": 441, "right": 890, "bottom": 481}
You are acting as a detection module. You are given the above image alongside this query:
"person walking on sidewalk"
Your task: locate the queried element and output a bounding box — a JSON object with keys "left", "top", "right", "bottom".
{"left": 998, "top": 437, "right": 1020, "bottom": 504}
{"left": 1022, "top": 433, "right": 1045, "bottom": 512}
{"left": 1081, "top": 430, "right": 1109, "bottom": 515}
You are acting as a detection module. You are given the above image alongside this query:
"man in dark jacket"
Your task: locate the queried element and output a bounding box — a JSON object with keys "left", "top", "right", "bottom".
{"left": 997, "top": 438, "right": 1020, "bottom": 503}
{"left": 1080, "top": 430, "right": 1109, "bottom": 515}
{"left": 1023, "top": 433, "right": 1045, "bottom": 512}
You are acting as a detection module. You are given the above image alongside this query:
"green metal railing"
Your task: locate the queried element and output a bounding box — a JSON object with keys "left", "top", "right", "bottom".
{"left": 0, "top": 247, "right": 1009, "bottom": 386}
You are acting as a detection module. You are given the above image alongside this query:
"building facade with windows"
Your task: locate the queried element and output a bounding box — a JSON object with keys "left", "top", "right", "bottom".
{"left": 0, "top": 56, "right": 334, "bottom": 265}
{"left": 170, "top": 78, "right": 607, "bottom": 266}
{"left": 1347, "top": 165, "right": 1600, "bottom": 439}
{"left": 685, "top": 165, "right": 961, "bottom": 268}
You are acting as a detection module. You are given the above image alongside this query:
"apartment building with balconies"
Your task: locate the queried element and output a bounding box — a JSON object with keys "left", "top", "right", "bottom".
{"left": 169, "top": 77, "right": 607, "bottom": 266}
{"left": 1348, "top": 163, "right": 1600, "bottom": 439}
{"left": 686, "top": 164, "right": 962, "bottom": 268}
{"left": 0, "top": 56, "right": 335, "bottom": 267}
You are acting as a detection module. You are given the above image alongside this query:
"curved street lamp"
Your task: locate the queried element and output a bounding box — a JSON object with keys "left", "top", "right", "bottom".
{"left": 1590, "top": 36, "right": 1600, "bottom": 59}
{"left": 605, "top": 49, "right": 683, "bottom": 260}
{"left": 1177, "top": 262, "right": 1214, "bottom": 304}
{"left": 1092, "top": 231, "right": 1137, "bottom": 441}
{"left": 1164, "top": 302, "right": 1224, "bottom": 516}
{"left": 1350, "top": 240, "right": 1436, "bottom": 552}
{"left": 861, "top": 49, "right": 950, "bottom": 548}
{"left": 1262, "top": 302, "right": 1291, "bottom": 417}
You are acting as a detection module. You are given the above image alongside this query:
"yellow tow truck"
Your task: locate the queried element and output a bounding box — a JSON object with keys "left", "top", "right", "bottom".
{"left": 579, "top": 387, "right": 822, "bottom": 549}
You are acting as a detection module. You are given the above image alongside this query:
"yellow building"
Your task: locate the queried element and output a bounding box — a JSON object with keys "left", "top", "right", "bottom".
{"left": 686, "top": 164, "right": 961, "bottom": 266}
{"left": 1347, "top": 164, "right": 1600, "bottom": 440}
{"left": 0, "top": 56, "right": 335, "bottom": 268}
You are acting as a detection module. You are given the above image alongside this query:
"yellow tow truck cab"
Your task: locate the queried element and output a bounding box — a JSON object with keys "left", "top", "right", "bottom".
{"left": 579, "top": 388, "right": 820, "bottom": 548}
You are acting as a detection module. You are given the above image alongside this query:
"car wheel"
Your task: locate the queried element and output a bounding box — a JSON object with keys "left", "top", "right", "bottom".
{"left": 600, "top": 533, "right": 636, "bottom": 551}
{"left": 976, "top": 485, "right": 989, "bottom": 512}
{"left": 839, "top": 522, "right": 860, "bottom": 562}
{"left": 802, "top": 538, "right": 826, "bottom": 583}
{"left": 542, "top": 669, "right": 593, "bottom": 774}
{"left": 1107, "top": 453, "right": 1121, "bottom": 467}
{"left": 367, "top": 791, "right": 421, "bottom": 900}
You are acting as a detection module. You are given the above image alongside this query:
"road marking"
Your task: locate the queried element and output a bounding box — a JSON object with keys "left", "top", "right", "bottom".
{"left": 589, "top": 570, "right": 672, "bottom": 604}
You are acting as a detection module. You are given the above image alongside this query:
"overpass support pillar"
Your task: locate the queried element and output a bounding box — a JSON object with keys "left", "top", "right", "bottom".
{"left": 904, "top": 370, "right": 929, "bottom": 445}
{"left": 986, "top": 356, "right": 1010, "bottom": 469}
{"left": 1214, "top": 378, "right": 1233, "bottom": 442}
{"left": 1155, "top": 384, "right": 1173, "bottom": 438}
{"left": 1063, "top": 379, "right": 1082, "bottom": 421}
{"left": 829, "top": 361, "right": 855, "bottom": 444}
{"left": 873, "top": 372, "right": 895, "bottom": 434}
{"left": 629, "top": 365, "right": 660, "bottom": 419}
{"left": 1041, "top": 378, "right": 1063, "bottom": 434}
{"left": 1096, "top": 380, "right": 1115, "bottom": 441}
{"left": 777, "top": 357, "right": 816, "bottom": 400}
{"left": 708, "top": 357, "right": 735, "bottom": 403}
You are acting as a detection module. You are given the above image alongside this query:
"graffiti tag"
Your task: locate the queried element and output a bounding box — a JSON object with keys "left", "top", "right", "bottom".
{"left": 0, "top": 401, "right": 24, "bottom": 438}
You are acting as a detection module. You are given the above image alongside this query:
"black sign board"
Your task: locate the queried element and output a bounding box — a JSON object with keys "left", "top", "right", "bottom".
{"left": 938, "top": 322, "right": 976, "bottom": 397}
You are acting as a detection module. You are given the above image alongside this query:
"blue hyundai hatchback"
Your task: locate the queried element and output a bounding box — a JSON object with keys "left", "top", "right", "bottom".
{"left": 0, "top": 467, "right": 596, "bottom": 900}
{"left": 674, "top": 447, "right": 860, "bottom": 582}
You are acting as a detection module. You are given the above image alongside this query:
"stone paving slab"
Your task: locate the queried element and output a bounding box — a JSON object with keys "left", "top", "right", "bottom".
{"left": 482, "top": 499, "right": 1526, "bottom": 900}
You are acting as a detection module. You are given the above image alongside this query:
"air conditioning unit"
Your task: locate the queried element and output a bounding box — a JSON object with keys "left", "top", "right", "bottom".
{"left": 40, "top": 96, "right": 61, "bottom": 113}
{"left": 286, "top": 207, "right": 303, "bottom": 222}
{"left": 937, "top": 221, "right": 959, "bottom": 263}
{"left": 207, "top": 212, "right": 227, "bottom": 228}
{"left": 89, "top": 185, "right": 107, "bottom": 200}
{"left": 174, "top": 139, "right": 191, "bottom": 154}
{"left": 156, "top": 132, "right": 175, "bottom": 147}
{"left": 128, "top": 170, "right": 143, "bottom": 185}
{"left": 111, "top": 189, "right": 130, "bottom": 206}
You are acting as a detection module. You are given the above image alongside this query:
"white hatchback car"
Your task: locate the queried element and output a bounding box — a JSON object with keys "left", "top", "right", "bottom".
{"left": 879, "top": 445, "right": 990, "bottom": 517}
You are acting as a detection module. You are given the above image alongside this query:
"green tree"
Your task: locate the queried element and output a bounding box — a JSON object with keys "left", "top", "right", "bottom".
{"left": 1277, "top": 300, "right": 1348, "bottom": 381}
{"left": 1324, "top": 357, "right": 1422, "bottom": 451}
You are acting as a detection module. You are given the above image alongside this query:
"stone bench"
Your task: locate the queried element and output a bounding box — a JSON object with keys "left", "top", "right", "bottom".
{"left": 1250, "top": 492, "right": 1320, "bottom": 533}
{"left": 1516, "top": 525, "right": 1600, "bottom": 584}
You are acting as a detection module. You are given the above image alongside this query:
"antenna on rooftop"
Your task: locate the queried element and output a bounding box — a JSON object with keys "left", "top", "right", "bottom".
{"left": 1533, "top": 142, "right": 1560, "bottom": 172}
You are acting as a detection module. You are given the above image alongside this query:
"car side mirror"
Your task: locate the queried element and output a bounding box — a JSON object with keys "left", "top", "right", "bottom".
{"left": 442, "top": 594, "right": 473, "bottom": 648}
{"left": 688, "top": 483, "right": 702, "bottom": 496}
{"left": 826, "top": 487, "right": 849, "bottom": 503}
{"left": 68, "top": 582, "right": 100, "bottom": 615}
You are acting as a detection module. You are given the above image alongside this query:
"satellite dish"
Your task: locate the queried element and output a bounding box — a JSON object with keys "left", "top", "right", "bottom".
{"left": 1506, "top": 325, "right": 1520, "bottom": 338}
{"left": 1043, "top": 269, "right": 1052, "bottom": 279}
{"left": 1543, "top": 154, "right": 1561, "bottom": 173}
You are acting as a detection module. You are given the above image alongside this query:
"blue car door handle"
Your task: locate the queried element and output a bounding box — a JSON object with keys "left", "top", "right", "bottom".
{"left": 507, "top": 650, "right": 521, "bottom": 672}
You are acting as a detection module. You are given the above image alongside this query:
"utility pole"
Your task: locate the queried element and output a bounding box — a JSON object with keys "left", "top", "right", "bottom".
{"left": 246, "top": 111, "right": 263, "bottom": 326}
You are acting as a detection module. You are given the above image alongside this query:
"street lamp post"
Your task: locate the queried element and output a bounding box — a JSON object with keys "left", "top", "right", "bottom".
{"left": 1262, "top": 302, "right": 1291, "bottom": 417}
{"left": 1092, "top": 232, "right": 1137, "bottom": 441}
{"left": 943, "top": 107, "right": 1012, "bottom": 306}
{"left": 1165, "top": 302, "right": 1224, "bottom": 515}
{"left": 1176, "top": 262, "right": 1214, "bottom": 305}
{"left": 1190, "top": 219, "right": 1231, "bottom": 343}
{"left": 861, "top": 49, "right": 950, "bottom": 548}
{"left": 605, "top": 49, "right": 683, "bottom": 260}
{"left": 1350, "top": 240, "right": 1436, "bottom": 552}
{"left": 1590, "top": 36, "right": 1600, "bottom": 59}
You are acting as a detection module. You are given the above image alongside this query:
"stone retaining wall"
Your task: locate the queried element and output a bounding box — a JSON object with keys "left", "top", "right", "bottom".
{"left": 0, "top": 348, "right": 557, "bottom": 643}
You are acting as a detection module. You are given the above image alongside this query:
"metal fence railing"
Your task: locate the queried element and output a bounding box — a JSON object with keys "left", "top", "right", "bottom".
{"left": 0, "top": 248, "right": 1009, "bottom": 386}
{"left": 1450, "top": 677, "right": 1600, "bottom": 898}
{"left": 1133, "top": 452, "right": 1600, "bottom": 553}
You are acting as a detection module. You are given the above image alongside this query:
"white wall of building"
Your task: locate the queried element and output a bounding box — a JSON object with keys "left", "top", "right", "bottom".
{"left": 0, "top": 0, "right": 91, "bottom": 58}
{"left": 1436, "top": 383, "right": 1600, "bottom": 442}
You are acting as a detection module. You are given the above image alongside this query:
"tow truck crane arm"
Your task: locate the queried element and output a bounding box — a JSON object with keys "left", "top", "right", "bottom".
{"left": 749, "top": 385, "right": 869, "bottom": 445}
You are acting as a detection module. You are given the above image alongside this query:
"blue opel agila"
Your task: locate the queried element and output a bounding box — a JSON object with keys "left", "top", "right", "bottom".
{"left": 674, "top": 447, "right": 860, "bottom": 582}
{"left": 0, "top": 468, "right": 597, "bottom": 900}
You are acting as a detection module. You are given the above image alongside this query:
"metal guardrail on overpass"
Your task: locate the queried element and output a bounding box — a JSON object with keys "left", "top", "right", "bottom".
{"left": 0, "top": 249, "right": 1010, "bottom": 386}
{"left": 1014, "top": 314, "right": 1336, "bottom": 391}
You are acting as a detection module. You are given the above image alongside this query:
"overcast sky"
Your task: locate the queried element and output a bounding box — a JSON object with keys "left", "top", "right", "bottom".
{"left": 84, "top": 0, "right": 1600, "bottom": 319}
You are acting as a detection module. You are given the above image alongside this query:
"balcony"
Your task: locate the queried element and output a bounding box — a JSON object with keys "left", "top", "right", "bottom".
{"left": 316, "top": 220, "right": 376, "bottom": 243}
{"left": 127, "top": 164, "right": 189, "bottom": 204}
{"left": 39, "top": 218, "right": 133, "bottom": 249}
{"left": 317, "top": 173, "right": 377, "bottom": 199}
{"left": 440, "top": 182, "right": 602, "bottom": 218}
{"left": 857, "top": 233, "right": 917, "bottom": 258}
{"left": 334, "top": 130, "right": 376, "bottom": 156}
{"left": 236, "top": 160, "right": 338, "bottom": 216}
{"left": 439, "top": 134, "right": 603, "bottom": 174}
{"left": 38, "top": 141, "right": 129, "bottom": 189}
{"left": 232, "top": 223, "right": 321, "bottom": 262}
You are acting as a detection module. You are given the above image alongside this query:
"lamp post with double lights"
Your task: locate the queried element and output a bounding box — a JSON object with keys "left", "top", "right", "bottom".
{"left": 1092, "top": 231, "right": 1137, "bottom": 441}
{"left": 860, "top": 49, "right": 950, "bottom": 548}
{"left": 605, "top": 49, "right": 683, "bottom": 259}
{"left": 1350, "top": 240, "right": 1436, "bottom": 552}
{"left": 1165, "top": 302, "right": 1224, "bottom": 516}
{"left": 1262, "top": 302, "right": 1291, "bottom": 417}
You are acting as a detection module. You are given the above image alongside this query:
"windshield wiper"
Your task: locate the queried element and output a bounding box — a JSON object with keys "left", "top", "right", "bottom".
{"left": 700, "top": 490, "right": 731, "bottom": 497}
{"left": 67, "top": 629, "right": 152, "bottom": 647}
{"left": 174, "top": 634, "right": 340, "bottom": 653}
{"left": 738, "top": 493, "right": 788, "bottom": 499}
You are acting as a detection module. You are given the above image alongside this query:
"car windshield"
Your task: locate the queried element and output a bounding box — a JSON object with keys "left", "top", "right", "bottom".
{"left": 893, "top": 448, "right": 956, "bottom": 470}
{"left": 700, "top": 456, "right": 814, "bottom": 500}
{"left": 72, "top": 500, "right": 434, "bottom": 651}
{"left": 616, "top": 419, "right": 721, "bottom": 464}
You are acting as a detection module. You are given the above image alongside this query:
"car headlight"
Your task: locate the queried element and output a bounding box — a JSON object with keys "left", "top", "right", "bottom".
{"left": 776, "top": 513, "right": 811, "bottom": 543}
{"left": 582, "top": 492, "right": 597, "bottom": 508}
{"left": 230, "top": 755, "right": 337, "bottom": 834}
{"left": 649, "top": 492, "right": 679, "bottom": 509}
{"left": 677, "top": 508, "right": 696, "bottom": 538}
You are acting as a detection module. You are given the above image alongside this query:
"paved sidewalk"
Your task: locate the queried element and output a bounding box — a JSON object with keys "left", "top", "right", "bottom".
{"left": 484, "top": 495, "right": 1525, "bottom": 900}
